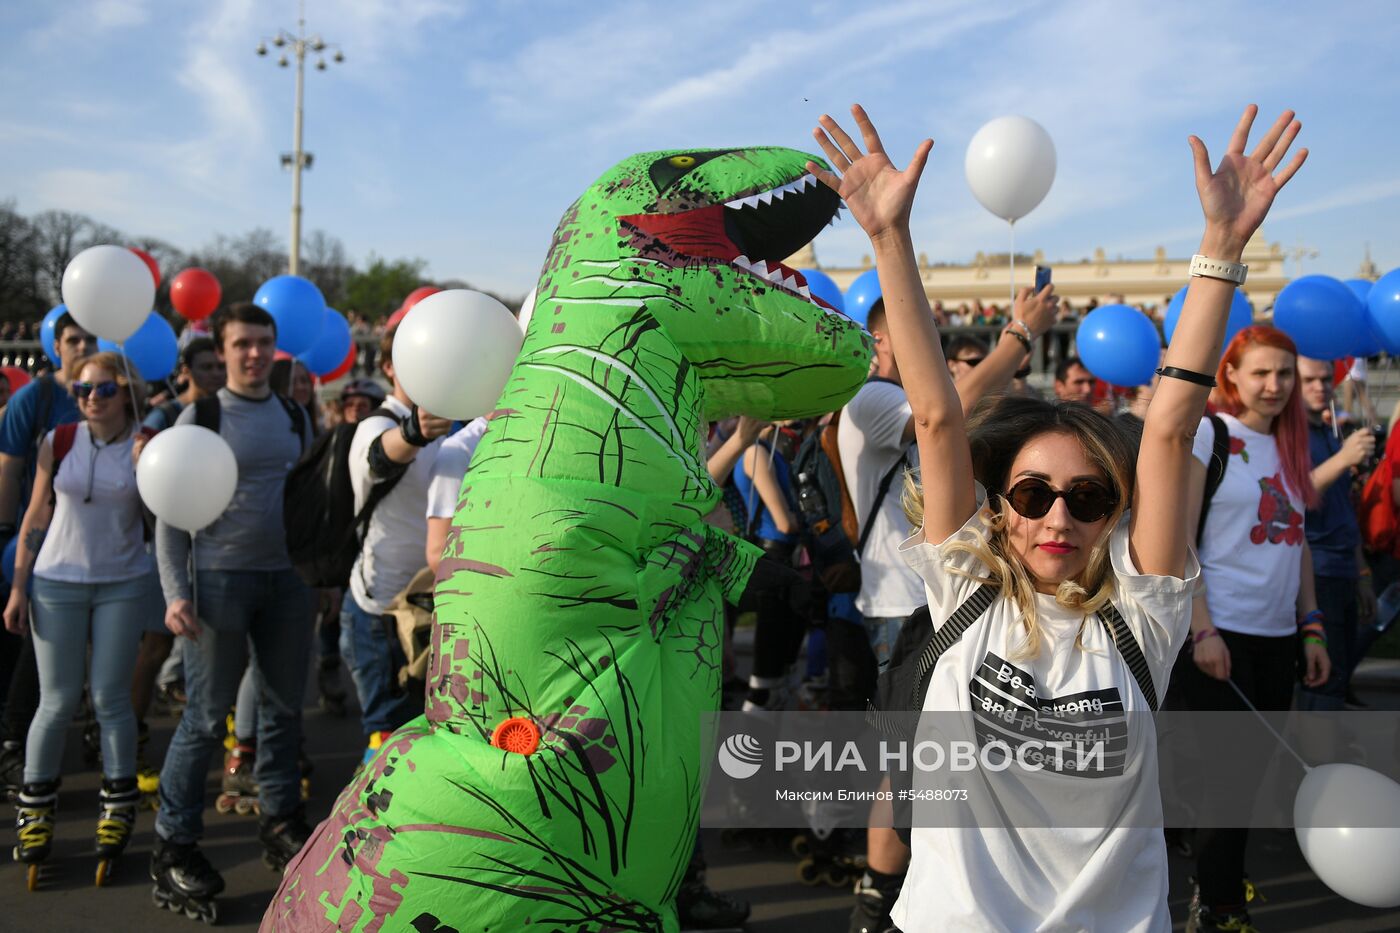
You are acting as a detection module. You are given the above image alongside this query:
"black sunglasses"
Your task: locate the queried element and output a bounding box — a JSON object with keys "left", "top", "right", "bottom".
{"left": 1004, "top": 478, "right": 1117, "bottom": 523}
{"left": 71, "top": 380, "right": 120, "bottom": 400}
{"left": 954, "top": 355, "right": 985, "bottom": 367}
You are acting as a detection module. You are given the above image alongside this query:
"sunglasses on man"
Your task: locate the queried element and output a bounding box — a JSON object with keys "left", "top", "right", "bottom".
{"left": 71, "top": 380, "right": 121, "bottom": 400}
{"left": 1003, "top": 478, "right": 1117, "bottom": 523}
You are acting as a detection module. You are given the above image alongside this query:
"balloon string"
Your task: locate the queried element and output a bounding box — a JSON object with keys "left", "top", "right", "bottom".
{"left": 190, "top": 531, "right": 199, "bottom": 624}
{"left": 1225, "top": 677, "right": 1312, "bottom": 773}
{"left": 1008, "top": 221, "right": 1016, "bottom": 315}
{"left": 117, "top": 344, "right": 142, "bottom": 430}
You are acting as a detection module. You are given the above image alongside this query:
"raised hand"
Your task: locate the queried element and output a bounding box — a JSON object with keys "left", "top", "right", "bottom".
{"left": 807, "top": 105, "right": 933, "bottom": 243}
{"left": 1190, "top": 105, "right": 1307, "bottom": 249}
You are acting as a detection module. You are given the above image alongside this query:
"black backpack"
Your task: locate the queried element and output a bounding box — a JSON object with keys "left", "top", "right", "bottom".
{"left": 789, "top": 382, "right": 907, "bottom": 594}
{"left": 193, "top": 394, "right": 402, "bottom": 588}
{"left": 868, "top": 584, "right": 1158, "bottom": 844}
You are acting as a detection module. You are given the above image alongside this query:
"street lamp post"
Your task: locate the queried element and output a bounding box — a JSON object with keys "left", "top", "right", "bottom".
{"left": 256, "top": 3, "right": 344, "bottom": 276}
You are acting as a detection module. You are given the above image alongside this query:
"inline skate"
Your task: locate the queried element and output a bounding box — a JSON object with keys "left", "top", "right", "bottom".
{"left": 150, "top": 837, "right": 222, "bottom": 924}
{"left": 13, "top": 780, "right": 59, "bottom": 891}
{"left": 95, "top": 777, "right": 140, "bottom": 886}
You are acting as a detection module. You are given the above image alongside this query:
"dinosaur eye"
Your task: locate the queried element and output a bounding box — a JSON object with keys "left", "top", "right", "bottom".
{"left": 668, "top": 155, "right": 696, "bottom": 168}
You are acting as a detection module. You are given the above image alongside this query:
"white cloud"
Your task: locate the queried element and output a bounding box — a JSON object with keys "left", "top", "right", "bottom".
{"left": 32, "top": 168, "right": 141, "bottom": 217}
{"left": 28, "top": 0, "right": 149, "bottom": 47}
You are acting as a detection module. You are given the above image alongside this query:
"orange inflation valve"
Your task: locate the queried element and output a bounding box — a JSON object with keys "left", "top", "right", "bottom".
{"left": 491, "top": 717, "right": 541, "bottom": 755}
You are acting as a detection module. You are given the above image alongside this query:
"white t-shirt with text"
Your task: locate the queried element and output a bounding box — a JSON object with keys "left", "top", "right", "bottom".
{"left": 892, "top": 492, "right": 1197, "bottom": 932}
{"left": 1191, "top": 413, "right": 1304, "bottom": 637}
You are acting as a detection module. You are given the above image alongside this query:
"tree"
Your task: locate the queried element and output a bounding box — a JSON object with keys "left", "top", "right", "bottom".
{"left": 31, "top": 210, "right": 94, "bottom": 305}
{"left": 188, "top": 228, "right": 288, "bottom": 306}
{"left": 345, "top": 255, "right": 428, "bottom": 321}
{"left": 0, "top": 200, "right": 43, "bottom": 321}
{"left": 301, "top": 230, "right": 352, "bottom": 308}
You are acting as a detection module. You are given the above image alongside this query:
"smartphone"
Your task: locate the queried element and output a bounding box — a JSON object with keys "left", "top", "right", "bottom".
{"left": 1034, "top": 265, "right": 1052, "bottom": 293}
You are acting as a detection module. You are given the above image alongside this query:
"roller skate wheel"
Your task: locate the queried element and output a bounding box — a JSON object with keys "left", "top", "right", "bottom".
{"left": 821, "top": 865, "right": 850, "bottom": 888}
{"left": 234, "top": 798, "right": 258, "bottom": 817}
{"left": 214, "top": 797, "right": 234, "bottom": 815}
{"left": 790, "top": 834, "right": 812, "bottom": 858}
{"left": 26, "top": 863, "right": 39, "bottom": 892}
{"left": 797, "top": 858, "right": 821, "bottom": 886}
{"left": 96, "top": 859, "right": 111, "bottom": 887}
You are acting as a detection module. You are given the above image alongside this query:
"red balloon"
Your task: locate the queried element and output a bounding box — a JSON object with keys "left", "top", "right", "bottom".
{"left": 386, "top": 286, "right": 443, "bottom": 331}
{"left": 1334, "top": 357, "right": 1356, "bottom": 386}
{"left": 0, "top": 366, "right": 31, "bottom": 393}
{"left": 129, "top": 247, "right": 160, "bottom": 289}
{"left": 322, "top": 342, "right": 358, "bottom": 382}
{"left": 402, "top": 286, "right": 442, "bottom": 310}
{"left": 170, "top": 267, "right": 223, "bottom": 321}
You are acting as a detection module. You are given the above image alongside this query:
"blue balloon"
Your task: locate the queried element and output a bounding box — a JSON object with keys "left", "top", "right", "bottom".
{"left": 844, "top": 268, "right": 882, "bottom": 328}
{"left": 298, "top": 308, "right": 353, "bottom": 377}
{"left": 1076, "top": 304, "right": 1161, "bottom": 387}
{"left": 1162, "top": 284, "right": 1254, "bottom": 347}
{"left": 1352, "top": 325, "right": 1384, "bottom": 358}
{"left": 1366, "top": 268, "right": 1400, "bottom": 353}
{"left": 798, "top": 268, "right": 845, "bottom": 314}
{"left": 99, "top": 312, "right": 178, "bottom": 382}
{"left": 41, "top": 305, "right": 64, "bottom": 367}
{"left": 253, "top": 275, "right": 325, "bottom": 355}
{"left": 1274, "top": 275, "right": 1366, "bottom": 360}
{"left": 1344, "top": 278, "right": 1374, "bottom": 306}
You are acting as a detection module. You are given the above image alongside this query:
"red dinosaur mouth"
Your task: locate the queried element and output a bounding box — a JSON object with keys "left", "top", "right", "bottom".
{"left": 618, "top": 172, "right": 846, "bottom": 315}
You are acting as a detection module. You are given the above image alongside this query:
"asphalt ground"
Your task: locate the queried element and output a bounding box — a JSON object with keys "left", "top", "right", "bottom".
{"left": 1, "top": 655, "right": 1399, "bottom": 931}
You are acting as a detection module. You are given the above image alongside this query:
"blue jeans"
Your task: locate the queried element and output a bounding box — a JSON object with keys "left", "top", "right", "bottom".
{"left": 155, "top": 569, "right": 312, "bottom": 843}
{"left": 27, "top": 573, "right": 157, "bottom": 783}
{"left": 339, "top": 592, "right": 408, "bottom": 736}
{"left": 1298, "top": 574, "right": 1359, "bottom": 711}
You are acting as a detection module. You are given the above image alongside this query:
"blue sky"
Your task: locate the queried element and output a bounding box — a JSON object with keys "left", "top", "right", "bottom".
{"left": 3, "top": 0, "right": 1398, "bottom": 298}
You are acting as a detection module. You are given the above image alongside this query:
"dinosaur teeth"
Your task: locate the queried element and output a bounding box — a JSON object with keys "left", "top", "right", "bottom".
{"left": 797, "top": 284, "right": 812, "bottom": 298}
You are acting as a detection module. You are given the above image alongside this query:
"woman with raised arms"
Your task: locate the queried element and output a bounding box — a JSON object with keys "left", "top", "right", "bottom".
{"left": 808, "top": 104, "right": 1305, "bottom": 930}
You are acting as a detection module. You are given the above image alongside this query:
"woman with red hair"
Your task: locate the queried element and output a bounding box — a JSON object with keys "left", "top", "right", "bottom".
{"left": 1184, "top": 323, "right": 1329, "bottom": 931}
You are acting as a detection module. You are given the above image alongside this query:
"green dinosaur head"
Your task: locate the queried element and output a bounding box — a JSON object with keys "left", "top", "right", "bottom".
{"left": 544, "top": 146, "right": 873, "bottom": 420}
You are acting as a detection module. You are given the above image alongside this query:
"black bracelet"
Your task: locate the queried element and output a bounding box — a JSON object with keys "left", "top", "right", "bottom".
{"left": 399, "top": 405, "right": 430, "bottom": 447}
{"left": 1002, "top": 326, "right": 1032, "bottom": 354}
{"left": 1155, "top": 366, "right": 1217, "bottom": 388}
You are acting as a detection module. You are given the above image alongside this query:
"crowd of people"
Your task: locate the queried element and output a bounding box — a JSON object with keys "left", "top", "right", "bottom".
{"left": 0, "top": 102, "right": 1392, "bottom": 933}
{"left": 0, "top": 305, "right": 491, "bottom": 914}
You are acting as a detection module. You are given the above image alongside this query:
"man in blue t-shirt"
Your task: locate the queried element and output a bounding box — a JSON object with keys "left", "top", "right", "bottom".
{"left": 0, "top": 312, "right": 96, "bottom": 791}
{"left": 1297, "top": 356, "right": 1378, "bottom": 710}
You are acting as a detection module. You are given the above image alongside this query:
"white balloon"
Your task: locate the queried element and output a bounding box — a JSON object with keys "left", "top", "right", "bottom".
{"left": 1295, "top": 763, "right": 1400, "bottom": 907}
{"left": 964, "top": 115, "right": 1057, "bottom": 223}
{"left": 137, "top": 425, "right": 238, "bottom": 533}
{"left": 518, "top": 287, "right": 538, "bottom": 335}
{"left": 60, "top": 244, "right": 155, "bottom": 343}
{"left": 393, "top": 289, "right": 523, "bottom": 420}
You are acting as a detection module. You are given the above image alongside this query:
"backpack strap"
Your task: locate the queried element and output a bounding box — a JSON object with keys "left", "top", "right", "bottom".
{"left": 272, "top": 393, "right": 308, "bottom": 452}
{"left": 866, "top": 582, "right": 996, "bottom": 736}
{"left": 50, "top": 422, "right": 79, "bottom": 473}
{"left": 1196, "top": 413, "right": 1229, "bottom": 547}
{"left": 193, "top": 395, "right": 221, "bottom": 433}
{"left": 855, "top": 450, "right": 909, "bottom": 558}
{"left": 1096, "top": 602, "right": 1159, "bottom": 712}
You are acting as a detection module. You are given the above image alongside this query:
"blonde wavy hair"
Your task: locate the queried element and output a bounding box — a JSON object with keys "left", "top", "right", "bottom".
{"left": 901, "top": 395, "right": 1140, "bottom": 660}
{"left": 67, "top": 350, "right": 148, "bottom": 420}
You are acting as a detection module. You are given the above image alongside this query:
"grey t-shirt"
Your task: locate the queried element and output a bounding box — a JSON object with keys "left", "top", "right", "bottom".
{"left": 156, "top": 387, "right": 311, "bottom": 602}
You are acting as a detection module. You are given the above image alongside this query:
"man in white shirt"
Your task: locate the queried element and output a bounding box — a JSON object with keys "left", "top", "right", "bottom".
{"left": 842, "top": 290, "right": 1059, "bottom": 933}
{"left": 342, "top": 327, "right": 452, "bottom": 760}
{"left": 425, "top": 416, "right": 491, "bottom": 573}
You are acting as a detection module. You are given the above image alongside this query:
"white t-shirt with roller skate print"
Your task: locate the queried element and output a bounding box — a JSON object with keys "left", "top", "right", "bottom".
{"left": 1191, "top": 412, "right": 1305, "bottom": 638}
{"left": 890, "top": 488, "right": 1198, "bottom": 933}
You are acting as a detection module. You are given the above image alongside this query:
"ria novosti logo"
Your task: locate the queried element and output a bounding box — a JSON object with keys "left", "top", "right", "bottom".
{"left": 717, "top": 733, "right": 764, "bottom": 779}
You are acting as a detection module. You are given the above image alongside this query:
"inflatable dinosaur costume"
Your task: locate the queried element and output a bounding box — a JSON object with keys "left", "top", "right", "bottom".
{"left": 264, "top": 146, "right": 872, "bottom": 932}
